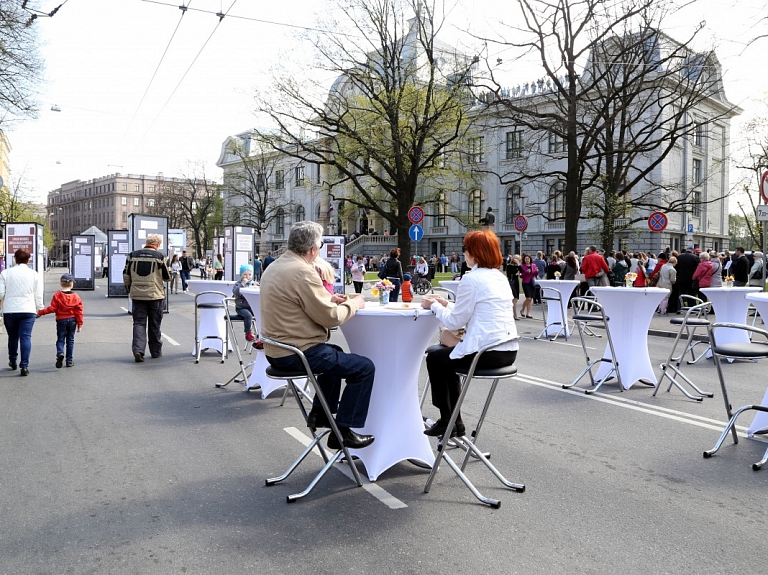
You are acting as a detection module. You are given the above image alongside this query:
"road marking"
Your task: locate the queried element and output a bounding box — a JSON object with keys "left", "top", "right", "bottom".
{"left": 162, "top": 333, "right": 180, "bottom": 346}
{"left": 515, "top": 373, "right": 765, "bottom": 441}
{"left": 120, "top": 307, "right": 129, "bottom": 313}
{"left": 284, "top": 426, "right": 408, "bottom": 509}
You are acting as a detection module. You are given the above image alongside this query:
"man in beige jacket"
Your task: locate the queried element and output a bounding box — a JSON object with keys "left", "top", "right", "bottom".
{"left": 260, "top": 221, "right": 375, "bottom": 450}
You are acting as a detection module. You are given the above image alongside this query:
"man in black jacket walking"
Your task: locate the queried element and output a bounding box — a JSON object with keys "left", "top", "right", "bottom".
{"left": 180, "top": 250, "right": 194, "bottom": 292}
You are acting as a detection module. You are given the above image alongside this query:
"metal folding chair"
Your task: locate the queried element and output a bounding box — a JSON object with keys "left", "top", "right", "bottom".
{"left": 215, "top": 298, "right": 258, "bottom": 390}
{"left": 562, "top": 296, "right": 621, "bottom": 394}
{"left": 193, "top": 290, "right": 228, "bottom": 364}
{"left": 260, "top": 337, "right": 364, "bottom": 502}
{"left": 423, "top": 337, "right": 525, "bottom": 508}
{"left": 655, "top": 301, "right": 713, "bottom": 401}
{"left": 535, "top": 286, "right": 569, "bottom": 341}
{"left": 703, "top": 323, "right": 768, "bottom": 470}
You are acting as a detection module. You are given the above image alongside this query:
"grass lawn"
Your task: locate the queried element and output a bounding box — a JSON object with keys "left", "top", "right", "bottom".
{"left": 363, "top": 271, "right": 455, "bottom": 286}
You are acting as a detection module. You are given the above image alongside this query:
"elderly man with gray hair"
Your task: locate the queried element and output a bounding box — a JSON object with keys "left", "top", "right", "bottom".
{"left": 749, "top": 251, "right": 765, "bottom": 287}
{"left": 260, "top": 221, "right": 375, "bottom": 450}
{"left": 123, "top": 233, "right": 170, "bottom": 362}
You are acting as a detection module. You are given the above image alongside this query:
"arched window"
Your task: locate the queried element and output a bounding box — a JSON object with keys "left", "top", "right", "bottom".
{"left": 468, "top": 189, "right": 483, "bottom": 224}
{"left": 505, "top": 186, "right": 522, "bottom": 224}
{"left": 295, "top": 205, "right": 305, "bottom": 222}
{"left": 548, "top": 182, "right": 565, "bottom": 219}
{"left": 315, "top": 203, "right": 321, "bottom": 222}
{"left": 434, "top": 191, "right": 446, "bottom": 227}
{"left": 276, "top": 208, "right": 285, "bottom": 235}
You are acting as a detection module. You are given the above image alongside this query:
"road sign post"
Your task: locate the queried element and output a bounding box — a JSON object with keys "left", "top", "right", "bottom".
{"left": 408, "top": 206, "right": 424, "bottom": 224}
{"left": 408, "top": 224, "right": 423, "bottom": 242}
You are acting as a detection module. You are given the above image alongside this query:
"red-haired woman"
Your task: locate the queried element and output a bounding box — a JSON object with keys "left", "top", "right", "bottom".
{"left": 421, "top": 230, "right": 519, "bottom": 438}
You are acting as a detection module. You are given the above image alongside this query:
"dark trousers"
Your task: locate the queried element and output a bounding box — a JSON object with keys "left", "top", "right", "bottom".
{"left": 4, "top": 313, "right": 36, "bottom": 368}
{"left": 56, "top": 317, "right": 77, "bottom": 363}
{"left": 426, "top": 345, "right": 517, "bottom": 423}
{"left": 236, "top": 307, "right": 253, "bottom": 334}
{"left": 353, "top": 281, "right": 363, "bottom": 293}
{"left": 268, "top": 343, "right": 374, "bottom": 428}
{"left": 180, "top": 269, "right": 191, "bottom": 291}
{"left": 132, "top": 299, "right": 164, "bottom": 357}
{"left": 387, "top": 277, "right": 402, "bottom": 302}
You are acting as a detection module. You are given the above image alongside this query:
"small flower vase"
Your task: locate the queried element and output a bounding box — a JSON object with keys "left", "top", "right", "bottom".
{"left": 725, "top": 280, "right": 733, "bottom": 289}
{"left": 378, "top": 290, "right": 389, "bottom": 306}
{"left": 625, "top": 279, "right": 633, "bottom": 288}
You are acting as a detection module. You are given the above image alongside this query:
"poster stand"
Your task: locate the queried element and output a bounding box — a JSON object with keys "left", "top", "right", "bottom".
{"left": 223, "top": 226, "right": 255, "bottom": 281}
{"left": 71, "top": 234, "right": 95, "bottom": 290}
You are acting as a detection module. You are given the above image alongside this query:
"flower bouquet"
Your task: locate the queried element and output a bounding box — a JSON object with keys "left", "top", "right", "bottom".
{"left": 371, "top": 279, "right": 395, "bottom": 305}
{"left": 724, "top": 275, "right": 734, "bottom": 289}
{"left": 554, "top": 271, "right": 561, "bottom": 280}
{"left": 625, "top": 272, "right": 637, "bottom": 287}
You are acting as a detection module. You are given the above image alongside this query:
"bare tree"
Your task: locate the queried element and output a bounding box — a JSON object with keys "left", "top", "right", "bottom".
{"left": 252, "top": 0, "right": 478, "bottom": 265}
{"left": 221, "top": 136, "right": 294, "bottom": 255}
{"left": 0, "top": 2, "right": 44, "bottom": 125}
{"left": 732, "top": 114, "right": 768, "bottom": 247}
{"left": 480, "top": 0, "right": 738, "bottom": 249}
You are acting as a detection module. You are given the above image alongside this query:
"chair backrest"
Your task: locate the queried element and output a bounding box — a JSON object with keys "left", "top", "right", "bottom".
{"left": 194, "top": 290, "right": 228, "bottom": 308}
{"left": 679, "top": 294, "right": 704, "bottom": 311}
{"left": 571, "top": 296, "right": 607, "bottom": 322}
{"left": 540, "top": 286, "right": 563, "bottom": 301}
{"left": 430, "top": 286, "right": 456, "bottom": 301}
{"left": 459, "top": 335, "right": 519, "bottom": 381}
{"left": 680, "top": 301, "right": 711, "bottom": 323}
{"left": 707, "top": 322, "right": 768, "bottom": 357}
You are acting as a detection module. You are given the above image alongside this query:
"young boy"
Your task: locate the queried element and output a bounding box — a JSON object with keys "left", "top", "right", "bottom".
{"left": 232, "top": 264, "right": 256, "bottom": 341}
{"left": 401, "top": 273, "right": 414, "bottom": 302}
{"left": 38, "top": 273, "right": 84, "bottom": 368}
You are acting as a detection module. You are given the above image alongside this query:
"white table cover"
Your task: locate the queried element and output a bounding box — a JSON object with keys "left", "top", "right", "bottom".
{"left": 339, "top": 302, "right": 438, "bottom": 481}
{"left": 239, "top": 287, "right": 303, "bottom": 397}
{"left": 590, "top": 287, "right": 669, "bottom": 389}
{"left": 700, "top": 287, "right": 762, "bottom": 356}
{"left": 536, "top": 279, "right": 580, "bottom": 338}
{"left": 438, "top": 280, "right": 461, "bottom": 300}
{"left": 188, "top": 280, "right": 237, "bottom": 355}
{"left": 743, "top": 293, "right": 768, "bottom": 436}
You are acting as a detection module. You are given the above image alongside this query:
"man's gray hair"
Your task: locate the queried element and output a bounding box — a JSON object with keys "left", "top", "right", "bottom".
{"left": 288, "top": 221, "right": 323, "bottom": 255}
{"left": 145, "top": 234, "right": 162, "bottom": 247}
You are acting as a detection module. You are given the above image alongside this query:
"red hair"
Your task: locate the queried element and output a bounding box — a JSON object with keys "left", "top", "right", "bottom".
{"left": 463, "top": 229, "right": 503, "bottom": 269}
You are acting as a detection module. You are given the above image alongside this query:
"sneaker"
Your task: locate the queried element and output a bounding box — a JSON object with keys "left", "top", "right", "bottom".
{"left": 66, "top": 361, "right": 74, "bottom": 367}
{"left": 254, "top": 340, "right": 264, "bottom": 350}
{"left": 9, "top": 361, "right": 17, "bottom": 371}
{"left": 245, "top": 332, "right": 255, "bottom": 342}
{"left": 133, "top": 352, "right": 145, "bottom": 363}
{"left": 56, "top": 355, "right": 64, "bottom": 369}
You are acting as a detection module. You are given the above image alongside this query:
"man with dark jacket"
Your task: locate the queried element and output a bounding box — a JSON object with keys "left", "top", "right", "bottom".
{"left": 123, "top": 234, "right": 170, "bottom": 362}
{"left": 731, "top": 247, "right": 751, "bottom": 286}
{"left": 180, "top": 250, "right": 194, "bottom": 292}
{"left": 675, "top": 248, "right": 699, "bottom": 297}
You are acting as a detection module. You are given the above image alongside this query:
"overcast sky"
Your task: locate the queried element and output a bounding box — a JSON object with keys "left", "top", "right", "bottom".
{"left": 5, "top": 0, "right": 766, "bottom": 205}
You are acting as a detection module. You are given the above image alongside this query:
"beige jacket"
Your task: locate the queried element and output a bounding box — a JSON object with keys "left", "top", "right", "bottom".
{"left": 260, "top": 250, "right": 359, "bottom": 358}
{"left": 123, "top": 247, "right": 170, "bottom": 300}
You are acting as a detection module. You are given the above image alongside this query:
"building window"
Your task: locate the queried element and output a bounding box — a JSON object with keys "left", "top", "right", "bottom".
{"left": 148, "top": 185, "right": 155, "bottom": 193}
{"left": 548, "top": 131, "right": 565, "bottom": 153}
{"left": 692, "top": 191, "right": 702, "bottom": 216}
{"left": 505, "top": 186, "right": 522, "bottom": 224}
{"left": 694, "top": 122, "right": 706, "bottom": 147}
{"left": 122, "top": 212, "right": 128, "bottom": 222}
{"left": 133, "top": 197, "right": 140, "bottom": 207}
{"left": 506, "top": 131, "right": 523, "bottom": 159}
{"left": 692, "top": 158, "right": 702, "bottom": 185}
{"left": 256, "top": 172, "right": 265, "bottom": 193}
{"left": 275, "top": 170, "right": 285, "bottom": 189}
{"left": 548, "top": 182, "right": 565, "bottom": 219}
{"left": 295, "top": 205, "right": 305, "bottom": 222}
{"left": 468, "top": 137, "right": 484, "bottom": 164}
{"left": 275, "top": 208, "right": 285, "bottom": 235}
{"left": 468, "top": 189, "right": 483, "bottom": 223}
{"left": 121, "top": 197, "right": 127, "bottom": 206}
{"left": 295, "top": 166, "right": 305, "bottom": 187}
{"left": 147, "top": 198, "right": 155, "bottom": 207}
{"left": 134, "top": 184, "right": 140, "bottom": 191}
{"left": 121, "top": 183, "right": 127, "bottom": 191}
{"left": 313, "top": 162, "right": 321, "bottom": 184}
{"left": 434, "top": 191, "right": 446, "bottom": 227}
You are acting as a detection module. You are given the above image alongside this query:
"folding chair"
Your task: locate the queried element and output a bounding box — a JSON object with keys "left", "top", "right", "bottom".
{"left": 223, "top": 298, "right": 254, "bottom": 357}
{"left": 655, "top": 301, "right": 713, "bottom": 401}
{"left": 535, "top": 286, "right": 569, "bottom": 341}
{"left": 423, "top": 337, "right": 525, "bottom": 508}
{"left": 260, "top": 337, "right": 364, "bottom": 502}
{"left": 214, "top": 298, "right": 258, "bottom": 390}
{"left": 193, "top": 290, "right": 228, "bottom": 364}
{"left": 703, "top": 323, "right": 768, "bottom": 470}
{"left": 562, "top": 296, "right": 621, "bottom": 394}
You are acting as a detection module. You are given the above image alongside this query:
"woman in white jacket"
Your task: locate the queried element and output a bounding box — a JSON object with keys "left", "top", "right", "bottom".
{"left": 0, "top": 249, "right": 44, "bottom": 376}
{"left": 421, "top": 230, "right": 519, "bottom": 438}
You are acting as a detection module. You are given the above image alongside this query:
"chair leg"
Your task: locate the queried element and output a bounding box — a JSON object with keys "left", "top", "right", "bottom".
{"left": 460, "top": 377, "right": 500, "bottom": 471}
{"left": 712, "top": 353, "right": 739, "bottom": 445}
{"left": 752, "top": 445, "right": 768, "bottom": 471}
{"left": 655, "top": 324, "right": 712, "bottom": 400}
{"left": 216, "top": 314, "right": 251, "bottom": 388}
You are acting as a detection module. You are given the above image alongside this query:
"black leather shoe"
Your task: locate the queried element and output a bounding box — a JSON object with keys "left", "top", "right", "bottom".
{"left": 133, "top": 353, "right": 145, "bottom": 363}
{"left": 151, "top": 353, "right": 162, "bottom": 359}
{"left": 424, "top": 420, "right": 466, "bottom": 438}
{"left": 56, "top": 355, "right": 64, "bottom": 369}
{"left": 327, "top": 427, "right": 375, "bottom": 450}
{"left": 20, "top": 367, "right": 29, "bottom": 377}
{"left": 306, "top": 410, "right": 332, "bottom": 430}
{"left": 9, "top": 361, "right": 17, "bottom": 370}
{"left": 66, "top": 362, "right": 74, "bottom": 367}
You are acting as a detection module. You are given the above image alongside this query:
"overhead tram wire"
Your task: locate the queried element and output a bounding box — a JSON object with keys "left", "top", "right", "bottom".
{"left": 117, "top": 1, "right": 194, "bottom": 153}
{"left": 137, "top": 0, "right": 239, "bottom": 145}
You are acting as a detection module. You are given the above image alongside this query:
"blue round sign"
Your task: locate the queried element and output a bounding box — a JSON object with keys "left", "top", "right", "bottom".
{"left": 647, "top": 211, "right": 668, "bottom": 232}
{"left": 513, "top": 215, "right": 528, "bottom": 232}
{"left": 408, "top": 206, "right": 424, "bottom": 224}
{"left": 408, "top": 224, "right": 423, "bottom": 241}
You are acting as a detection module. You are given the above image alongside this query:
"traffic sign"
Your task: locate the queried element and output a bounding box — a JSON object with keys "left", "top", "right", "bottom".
{"left": 513, "top": 215, "right": 528, "bottom": 232}
{"left": 687, "top": 223, "right": 694, "bottom": 234}
{"left": 761, "top": 171, "right": 768, "bottom": 203}
{"left": 647, "top": 211, "right": 668, "bottom": 232}
{"left": 757, "top": 205, "right": 768, "bottom": 221}
{"left": 408, "top": 206, "right": 424, "bottom": 224}
{"left": 408, "top": 224, "right": 423, "bottom": 241}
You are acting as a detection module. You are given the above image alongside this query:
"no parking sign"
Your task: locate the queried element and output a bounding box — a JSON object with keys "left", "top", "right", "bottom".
{"left": 647, "top": 211, "right": 668, "bottom": 232}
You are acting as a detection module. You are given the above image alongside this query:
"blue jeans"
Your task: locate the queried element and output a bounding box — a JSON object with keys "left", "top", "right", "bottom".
{"left": 4, "top": 313, "right": 36, "bottom": 368}
{"left": 268, "top": 343, "right": 374, "bottom": 428}
{"left": 180, "top": 269, "right": 191, "bottom": 291}
{"left": 236, "top": 307, "right": 253, "bottom": 334}
{"left": 387, "top": 277, "right": 402, "bottom": 302}
{"left": 56, "top": 317, "right": 78, "bottom": 363}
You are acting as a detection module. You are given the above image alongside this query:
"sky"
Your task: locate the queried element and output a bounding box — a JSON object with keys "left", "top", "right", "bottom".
{"left": 5, "top": 0, "right": 768, "bottom": 205}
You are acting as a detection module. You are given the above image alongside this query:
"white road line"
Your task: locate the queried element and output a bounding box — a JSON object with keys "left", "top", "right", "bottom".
{"left": 162, "top": 333, "right": 180, "bottom": 346}
{"left": 283, "top": 426, "right": 408, "bottom": 509}
{"left": 515, "top": 373, "right": 766, "bottom": 441}
{"left": 120, "top": 307, "right": 129, "bottom": 313}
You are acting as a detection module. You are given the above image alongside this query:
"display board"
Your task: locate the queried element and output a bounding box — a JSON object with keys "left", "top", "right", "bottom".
{"left": 167, "top": 228, "right": 186, "bottom": 261}
{"left": 223, "top": 226, "right": 255, "bottom": 281}
{"left": 71, "top": 234, "right": 95, "bottom": 290}
{"left": 127, "top": 214, "right": 169, "bottom": 313}
{"left": 4, "top": 222, "right": 45, "bottom": 278}
{"left": 107, "top": 230, "right": 131, "bottom": 297}
{"left": 320, "top": 235, "right": 346, "bottom": 295}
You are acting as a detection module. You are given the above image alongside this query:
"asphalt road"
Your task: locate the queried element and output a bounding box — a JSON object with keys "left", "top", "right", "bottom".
{"left": 1, "top": 272, "right": 766, "bottom": 574}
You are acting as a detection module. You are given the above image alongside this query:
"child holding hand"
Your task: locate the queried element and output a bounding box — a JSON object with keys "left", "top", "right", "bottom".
{"left": 38, "top": 273, "right": 84, "bottom": 368}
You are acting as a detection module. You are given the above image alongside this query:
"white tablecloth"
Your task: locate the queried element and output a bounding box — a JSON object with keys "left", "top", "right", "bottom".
{"left": 239, "top": 287, "right": 299, "bottom": 397}
{"left": 339, "top": 303, "right": 439, "bottom": 481}
{"left": 537, "top": 280, "right": 580, "bottom": 338}
{"left": 188, "top": 280, "right": 237, "bottom": 355}
{"left": 700, "top": 287, "right": 762, "bottom": 353}
{"left": 590, "top": 287, "right": 669, "bottom": 389}
{"left": 438, "top": 280, "right": 461, "bottom": 300}
{"left": 743, "top": 293, "right": 768, "bottom": 436}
